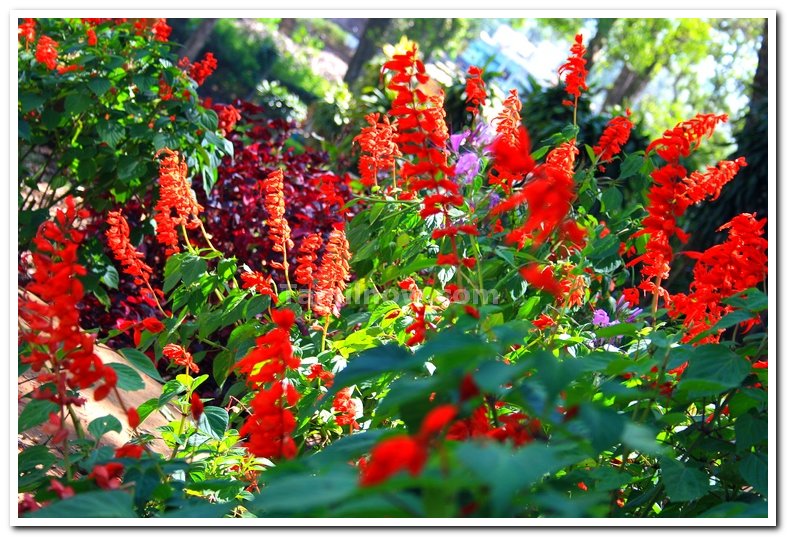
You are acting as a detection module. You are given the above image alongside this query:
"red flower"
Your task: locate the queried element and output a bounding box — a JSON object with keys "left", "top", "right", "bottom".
{"left": 189, "top": 52, "right": 217, "bottom": 85}
{"left": 115, "top": 443, "right": 144, "bottom": 459}
{"left": 106, "top": 210, "right": 154, "bottom": 287}
{"left": 154, "top": 149, "right": 203, "bottom": 256}
{"left": 333, "top": 387, "right": 360, "bottom": 430}
{"left": 18, "top": 18, "right": 36, "bottom": 46}
{"left": 417, "top": 404, "right": 458, "bottom": 442}
{"left": 241, "top": 271, "right": 278, "bottom": 304}
{"left": 89, "top": 462, "right": 124, "bottom": 490}
{"left": 621, "top": 287, "right": 640, "bottom": 307}
{"left": 354, "top": 113, "right": 401, "bottom": 187}
{"left": 163, "top": 343, "right": 199, "bottom": 374}
{"left": 86, "top": 28, "right": 97, "bottom": 46}
{"left": 359, "top": 436, "right": 428, "bottom": 487}
{"left": 520, "top": 263, "right": 563, "bottom": 298}
{"left": 405, "top": 302, "right": 427, "bottom": 346}
{"left": 436, "top": 252, "right": 460, "bottom": 266}
{"left": 464, "top": 305, "right": 480, "bottom": 319}
{"left": 215, "top": 104, "right": 241, "bottom": 135}
{"left": 294, "top": 232, "right": 323, "bottom": 287}
{"left": 593, "top": 109, "right": 633, "bottom": 164}
{"left": 532, "top": 313, "right": 556, "bottom": 330}
{"left": 49, "top": 479, "right": 75, "bottom": 499}
{"left": 465, "top": 66, "right": 487, "bottom": 116}
{"left": 127, "top": 407, "right": 140, "bottom": 429}
{"left": 151, "top": 18, "right": 172, "bottom": 42}
{"left": 190, "top": 392, "right": 204, "bottom": 421}
{"left": 680, "top": 157, "right": 747, "bottom": 205}
{"left": 35, "top": 35, "right": 58, "bottom": 70}
{"left": 234, "top": 308, "right": 299, "bottom": 387}
{"left": 312, "top": 224, "right": 351, "bottom": 318}
{"left": 261, "top": 169, "right": 294, "bottom": 271}
{"left": 305, "top": 363, "right": 334, "bottom": 387}
{"left": 577, "top": 481, "right": 588, "bottom": 492}
{"left": 558, "top": 34, "right": 588, "bottom": 103}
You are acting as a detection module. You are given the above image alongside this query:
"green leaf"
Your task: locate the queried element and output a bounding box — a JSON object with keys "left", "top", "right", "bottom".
{"left": 182, "top": 255, "right": 208, "bottom": 286}
{"left": 328, "top": 344, "right": 422, "bottom": 397}
{"left": 88, "top": 78, "right": 113, "bottom": 97}
{"left": 739, "top": 453, "right": 767, "bottom": 496}
{"left": 100, "top": 264, "right": 119, "bottom": 290}
{"left": 64, "top": 93, "right": 92, "bottom": 115}
{"left": 212, "top": 350, "right": 234, "bottom": 389}
{"left": 19, "top": 93, "right": 45, "bottom": 113}
{"left": 197, "top": 406, "right": 229, "bottom": 440}
{"left": 97, "top": 119, "right": 125, "bottom": 148}
{"left": 19, "top": 399, "right": 58, "bottom": 432}
{"left": 137, "top": 397, "right": 160, "bottom": 424}
{"left": 571, "top": 403, "right": 625, "bottom": 452}
{"left": 622, "top": 422, "right": 665, "bottom": 455}
{"left": 414, "top": 330, "right": 494, "bottom": 371}
{"left": 619, "top": 155, "right": 644, "bottom": 179}
{"left": 24, "top": 490, "right": 137, "bottom": 518}
{"left": 601, "top": 187, "right": 623, "bottom": 213}
{"left": 699, "top": 501, "right": 768, "bottom": 518}
{"left": 735, "top": 411, "right": 767, "bottom": 451}
{"left": 119, "top": 348, "right": 163, "bottom": 383}
{"left": 660, "top": 457, "right": 710, "bottom": 502}
{"left": 163, "top": 253, "right": 184, "bottom": 293}
{"left": 88, "top": 415, "right": 123, "bottom": 440}
{"left": 675, "top": 344, "right": 751, "bottom": 398}
{"left": 107, "top": 362, "right": 145, "bottom": 391}
{"left": 722, "top": 288, "right": 767, "bottom": 312}
{"left": 157, "top": 500, "right": 238, "bottom": 518}
{"left": 248, "top": 469, "right": 358, "bottom": 515}
{"left": 19, "top": 445, "right": 56, "bottom": 473}
{"left": 594, "top": 322, "right": 644, "bottom": 338}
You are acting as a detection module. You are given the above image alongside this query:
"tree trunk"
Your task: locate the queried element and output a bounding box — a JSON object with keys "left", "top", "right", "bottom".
{"left": 343, "top": 18, "right": 391, "bottom": 85}
{"left": 180, "top": 19, "right": 218, "bottom": 61}
{"left": 602, "top": 62, "right": 655, "bottom": 110}
{"left": 744, "top": 19, "right": 768, "bottom": 135}
{"left": 585, "top": 17, "right": 616, "bottom": 75}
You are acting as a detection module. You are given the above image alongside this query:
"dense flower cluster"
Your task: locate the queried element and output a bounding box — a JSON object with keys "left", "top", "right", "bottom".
{"left": 333, "top": 387, "right": 361, "bottom": 430}
{"left": 215, "top": 103, "right": 242, "bottom": 136}
{"left": 105, "top": 210, "right": 155, "bottom": 294}
{"left": 464, "top": 66, "right": 487, "bottom": 116}
{"left": 294, "top": 232, "right": 323, "bottom": 289}
{"left": 360, "top": 405, "right": 457, "bottom": 486}
{"left": 186, "top": 52, "right": 218, "bottom": 86}
{"left": 19, "top": 197, "right": 118, "bottom": 444}
{"left": 488, "top": 90, "right": 535, "bottom": 193}
{"left": 670, "top": 213, "right": 767, "bottom": 343}
{"left": 558, "top": 34, "right": 588, "bottom": 107}
{"left": 35, "top": 35, "right": 58, "bottom": 70}
{"left": 241, "top": 271, "right": 278, "bottom": 303}
{"left": 163, "top": 343, "right": 199, "bottom": 373}
{"left": 18, "top": 18, "right": 36, "bottom": 47}
{"left": 629, "top": 113, "right": 732, "bottom": 302}
{"left": 261, "top": 169, "right": 295, "bottom": 273}
{"left": 354, "top": 113, "right": 402, "bottom": 187}
{"left": 154, "top": 149, "right": 204, "bottom": 256}
{"left": 312, "top": 224, "right": 352, "bottom": 318}
{"left": 236, "top": 309, "right": 300, "bottom": 459}
{"left": 593, "top": 109, "right": 633, "bottom": 167}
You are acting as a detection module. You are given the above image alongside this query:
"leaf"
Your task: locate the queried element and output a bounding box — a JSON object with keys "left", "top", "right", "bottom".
{"left": 19, "top": 399, "right": 58, "bottom": 432}
{"left": 327, "top": 344, "right": 421, "bottom": 398}
{"left": 619, "top": 154, "right": 644, "bottom": 179}
{"left": 413, "top": 330, "right": 494, "bottom": 371}
{"left": 107, "top": 362, "right": 145, "bottom": 391}
{"left": 622, "top": 422, "right": 665, "bottom": 455}
{"left": 735, "top": 411, "right": 767, "bottom": 451}
{"left": 248, "top": 469, "right": 358, "bottom": 515}
{"left": 311, "top": 429, "right": 389, "bottom": 466}
{"left": 119, "top": 348, "right": 163, "bottom": 383}
{"left": 739, "top": 453, "right": 767, "bottom": 496}
{"left": 675, "top": 344, "right": 751, "bottom": 398}
{"left": 19, "top": 445, "right": 56, "bottom": 473}
{"left": 197, "top": 406, "right": 229, "bottom": 440}
{"left": 19, "top": 93, "right": 45, "bottom": 113}
{"left": 699, "top": 501, "right": 768, "bottom": 518}
{"left": 722, "top": 287, "right": 767, "bottom": 312}
{"left": 64, "top": 92, "right": 93, "bottom": 116}
{"left": 660, "top": 457, "right": 710, "bottom": 502}
{"left": 181, "top": 255, "right": 208, "bottom": 286}
{"left": 212, "top": 350, "right": 234, "bottom": 389}
{"left": 88, "top": 415, "right": 123, "bottom": 440}
{"left": 24, "top": 490, "right": 137, "bottom": 518}
{"left": 137, "top": 398, "right": 160, "bottom": 424}
{"left": 100, "top": 264, "right": 119, "bottom": 290}
{"left": 97, "top": 119, "right": 125, "bottom": 148}
{"left": 594, "top": 322, "right": 644, "bottom": 338}
{"left": 602, "top": 187, "right": 623, "bottom": 213}
{"left": 157, "top": 500, "right": 238, "bottom": 518}
{"left": 88, "top": 78, "right": 113, "bottom": 97}
{"left": 571, "top": 403, "right": 625, "bottom": 452}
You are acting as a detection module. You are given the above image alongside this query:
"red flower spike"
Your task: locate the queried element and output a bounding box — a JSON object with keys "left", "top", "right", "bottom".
{"left": 312, "top": 225, "right": 352, "bottom": 318}
{"left": 593, "top": 109, "right": 633, "bottom": 164}
{"left": 190, "top": 392, "right": 204, "bottom": 421}
{"left": 417, "top": 404, "right": 458, "bottom": 441}
{"left": 558, "top": 34, "right": 588, "bottom": 102}
{"left": 35, "top": 35, "right": 58, "bottom": 70}
{"left": 162, "top": 343, "right": 199, "bottom": 374}
{"left": 465, "top": 66, "right": 487, "bottom": 116}
{"left": 127, "top": 407, "right": 140, "bottom": 429}
{"left": 188, "top": 52, "right": 217, "bottom": 85}
{"left": 359, "top": 436, "right": 428, "bottom": 487}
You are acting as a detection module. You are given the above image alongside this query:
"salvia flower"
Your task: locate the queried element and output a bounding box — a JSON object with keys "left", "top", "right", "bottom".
{"left": 593, "top": 109, "right": 633, "bottom": 165}
{"left": 558, "top": 34, "right": 588, "bottom": 104}
{"left": 261, "top": 169, "right": 294, "bottom": 272}
{"left": 294, "top": 232, "right": 323, "bottom": 287}
{"left": 18, "top": 18, "right": 36, "bottom": 46}
{"left": 105, "top": 210, "right": 154, "bottom": 287}
{"left": 154, "top": 149, "right": 203, "bottom": 256}
{"left": 151, "top": 18, "right": 171, "bottom": 42}
{"left": 162, "top": 343, "right": 199, "bottom": 374}
{"left": 354, "top": 113, "right": 401, "bottom": 187}
{"left": 35, "top": 35, "right": 58, "bottom": 70}
{"left": 188, "top": 51, "right": 217, "bottom": 86}
{"left": 465, "top": 66, "right": 487, "bottom": 116}
{"left": 312, "top": 224, "right": 351, "bottom": 318}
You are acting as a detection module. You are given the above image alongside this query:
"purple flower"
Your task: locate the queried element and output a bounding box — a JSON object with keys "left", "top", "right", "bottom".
{"left": 455, "top": 153, "right": 481, "bottom": 183}
{"left": 626, "top": 307, "right": 644, "bottom": 323}
{"left": 592, "top": 309, "right": 612, "bottom": 327}
{"left": 449, "top": 131, "right": 470, "bottom": 154}
{"left": 489, "top": 192, "right": 500, "bottom": 208}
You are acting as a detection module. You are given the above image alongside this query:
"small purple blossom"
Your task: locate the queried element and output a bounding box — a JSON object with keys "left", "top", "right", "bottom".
{"left": 592, "top": 309, "right": 612, "bottom": 327}
{"left": 626, "top": 307, "right": 644, "bottom": 323}
{"left": 449, "top": 131, "right": 470, "bottom": 154}
{"left": 489, "top": 191, "right": 500, "bottom": 209}
{"left": 455, "top": 153, "right": 481, "bottom": 183}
